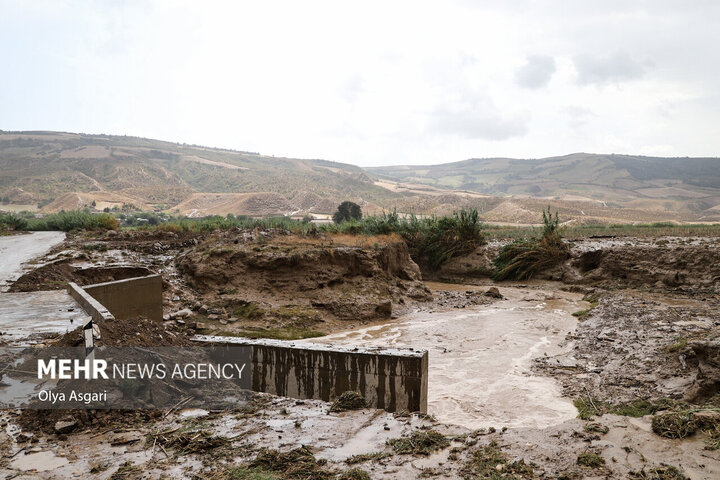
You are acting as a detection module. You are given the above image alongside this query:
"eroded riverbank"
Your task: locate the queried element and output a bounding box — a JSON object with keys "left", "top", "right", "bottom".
{"left": 1, "top": 230, "right": 719, "bottom": 478}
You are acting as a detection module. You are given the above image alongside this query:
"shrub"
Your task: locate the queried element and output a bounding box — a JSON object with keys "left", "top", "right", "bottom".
{"left": 26, "top": 210, "right": 117, "bottom": 232}
{"left": 492, "top": 207, "right": 570, "bottom": 280}
{"left": 0, "top": 212, "right": 28, "bottom": 230}
{"left": 333, "top": 201, "right": 363, "bottom": 224}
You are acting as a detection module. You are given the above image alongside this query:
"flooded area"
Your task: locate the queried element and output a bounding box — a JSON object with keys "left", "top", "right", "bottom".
{"left": 0, "top": 290, "right": 84, "bottom": 344}
{"left": 0, "top": 231, "right": 82, "bottom": 345}
{"left": 317, "top": 282, "right": 584, "bottom": 430}
{"left": 0, "top": 231, "right": 65, "bottom": 291}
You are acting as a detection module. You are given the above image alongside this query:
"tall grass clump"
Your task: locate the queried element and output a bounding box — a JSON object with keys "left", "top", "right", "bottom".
{"left": 492, "top": 207, "right": 570, "bottom": 281}
{"left": 25, "top": 210, "right": 120, "bottom": 232}
{"left": 335, "top": 209, "right": 485, "bottom": 270}
{"left": 0, "top": 211, "right": 28, "bottom": 231}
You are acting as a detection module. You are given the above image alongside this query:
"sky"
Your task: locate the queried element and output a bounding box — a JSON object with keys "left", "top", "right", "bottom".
{"left": 1, "top": 1, "right": 719, "bottom": 166}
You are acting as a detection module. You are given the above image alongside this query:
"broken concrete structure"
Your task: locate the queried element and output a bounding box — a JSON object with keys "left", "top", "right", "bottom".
{"left": 194, "top": 335, "right": 429, "bottom": 413}
{"left": 67, "top": 274, "right": 163, "bottom": 322}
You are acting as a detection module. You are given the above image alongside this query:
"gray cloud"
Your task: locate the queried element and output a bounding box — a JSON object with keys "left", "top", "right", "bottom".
{"left": 573, "top": 52, "right": 648, "bottom": 85}
{"left": 430, "top": 96, "right": 528, "bottom": 140}
{"left": 515, "top": 55, "right": 556, "bottom": 89}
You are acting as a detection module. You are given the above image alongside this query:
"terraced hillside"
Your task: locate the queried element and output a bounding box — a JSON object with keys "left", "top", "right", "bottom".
{"left": 2, "top": 131, "right": 719, "bottom": 222}
{"left": 0, "top": 131, "right": 399, "bottom": 215}
{"left": 370, "top": 153, "right": 720, "bottom": 221}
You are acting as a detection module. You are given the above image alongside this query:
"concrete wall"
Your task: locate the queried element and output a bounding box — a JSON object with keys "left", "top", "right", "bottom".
{"left": 193, "top": 335, "right": 428, "bottom": 413}
{"left": 80, "top": 274, "right": 163, "bottom": 322}
{"left": 67, "top": 282, "right": 115, "bottom": 323}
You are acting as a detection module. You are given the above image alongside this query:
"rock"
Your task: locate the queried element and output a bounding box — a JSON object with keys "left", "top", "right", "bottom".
{"left": 172, "top": 308, "right": 192, "bottom": 319}
{"left": 227, "top": 317, "right": 238, "bottom": 323}
{"left": 208, "top": 314, "right": 220, "bottom": 320}
{"left": 199, "top": 305, "right": 209, "bottom": 314}
{"left": 219, "top": 320, "right": 228, "bottom": 325}
{"left": 15, "top": 433, "right": 31, "bottom": 443}
{"left": 484, "top": 287, "right": 503, "bottom": 299}
{"left": 193, "top": 301, "right": 202, "bottom": 311}
{"left": 106, "top": 230, "right": 118, "bottom": 238}
{"left": 192, "top": 322, "right": 207, "bottom": 330}
{"left": 54, "top": 419, "right": 77, "bottom": 435}
{"left": 172, "top": 295, "right": 180, "bottom": 302}
{"left": 109, "top": 432, "right": 143, "bottom": 446}
{"left": 175, "top": 319, "right": 186, "bottom": 325}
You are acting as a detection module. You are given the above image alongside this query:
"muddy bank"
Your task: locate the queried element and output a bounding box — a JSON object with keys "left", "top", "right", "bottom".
{"left": 536, "top": 290, "right": 720, "bottom": 404}
{"left": 8, "top": 261, "right": 154, "bottom": 292}
{"left": 565, "top": 237, "right": 720, "bottom": 292}
{"left": 176, "top": 231, "right": 431, "bottom": 330}
{"left": 434, "top": 236, "right": 720, "bottom": 293}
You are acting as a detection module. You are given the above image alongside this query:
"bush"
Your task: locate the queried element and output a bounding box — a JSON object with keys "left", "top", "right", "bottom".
{"left": 0, "top": 212, "right": 28, "bottom": 231}
{"left": 333, "top": 201, "right": 362, "bottom": 224}
{"left": 492, "top": 207, "right": 570, "bottom": 280}
{"left": 356, "top": 209, "right": 485, "bottom": 270}
{"left": 25, "top": 210, "right": 119, "bottom": 232}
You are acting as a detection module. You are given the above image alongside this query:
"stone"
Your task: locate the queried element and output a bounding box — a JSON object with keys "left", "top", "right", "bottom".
{"left": 172, "top": 308, "right": 192, "bottom": 319}
{"left": 484, "top": 287, "right": 503, "bottom": 299}
{"left": 54, "top": 420, "right": 77, "bottom": 435}
{"left": 199, "top": 305, "right": 209, "bottom": 314}
{"left": 192, "top": 322, "right": 207, "bottom": 330}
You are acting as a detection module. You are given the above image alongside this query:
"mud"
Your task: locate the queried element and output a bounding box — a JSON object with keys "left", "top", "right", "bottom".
{"left": 176, "top": 231, "right": 431, "bottom": 326}
{"left": 536, "top": 290, "right": 720, "bottom": 403}
{"left": 2, "top": 231, "right": 720, "bottom": 479}
{"left": 8, "top": 262, "right": 154, "bottom": 292}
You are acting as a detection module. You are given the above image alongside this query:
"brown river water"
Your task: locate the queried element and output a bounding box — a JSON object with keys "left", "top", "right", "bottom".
{"left": 315, "top": 282, "right": 586, "bottom": 430}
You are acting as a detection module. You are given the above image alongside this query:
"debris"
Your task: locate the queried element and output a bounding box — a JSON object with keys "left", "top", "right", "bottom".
{"left": 330, "top": 391, "right": 367, "bottom": 412}
{"left": 387, "top": 430, "right": 449, "bottom": 455}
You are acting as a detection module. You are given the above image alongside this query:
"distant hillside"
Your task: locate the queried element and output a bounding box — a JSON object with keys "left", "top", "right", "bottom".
{"left": 368, "top": 153, "right": 720, "bottom": 221}
{"left": 1, "top": 132, "right": 718, "bottom": 223}
{"left": 0, "top": 131, "right": 398, "bottom": 215}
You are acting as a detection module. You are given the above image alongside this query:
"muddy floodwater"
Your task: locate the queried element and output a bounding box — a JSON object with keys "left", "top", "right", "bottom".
{"left": 317, "top": 282, "right": 585, "bottom": 430}
{"left": 0, "top": 231, "right": 65, "bottom": 291}
{"left": 0, "top": 231, "right": 82, "bottom": 344}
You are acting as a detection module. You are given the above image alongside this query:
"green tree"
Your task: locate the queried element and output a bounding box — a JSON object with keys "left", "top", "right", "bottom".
{"left": 333, "top": 201, "right": 362, "bottom": 224}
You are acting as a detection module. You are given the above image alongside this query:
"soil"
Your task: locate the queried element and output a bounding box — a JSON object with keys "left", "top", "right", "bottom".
{"left": 175, "top": 229, "right": 432, "bottom": 326}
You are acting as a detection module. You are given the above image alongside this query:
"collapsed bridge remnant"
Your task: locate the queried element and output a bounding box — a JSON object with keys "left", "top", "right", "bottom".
{"left": 65, "top": 273, "right": 427, "bottom": 412}
{"left": 67, "top": 274, "right": 163, "bottom": 322}
{"left": 194, "top": 335, "right": 429, "bottom": 413}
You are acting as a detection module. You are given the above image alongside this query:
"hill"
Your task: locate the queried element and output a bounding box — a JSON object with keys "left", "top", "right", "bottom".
{"left": 1, "top": 132, "right": 719, "bottom": 223}
{"left": 0, "top": 131, "right": 398, "bottom": 215}
{"left": 369, "top": 153, "right": 720, "bottom": 222}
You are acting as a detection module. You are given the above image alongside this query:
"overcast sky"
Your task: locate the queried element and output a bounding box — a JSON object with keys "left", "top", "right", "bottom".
{"left": 1, "top": 1, "right": 719, "bottom": 166}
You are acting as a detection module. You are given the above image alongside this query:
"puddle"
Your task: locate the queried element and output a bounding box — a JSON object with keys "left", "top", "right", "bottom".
{"left": 317, "top": 284, "right": 583, "bottom": 430}
{"left": 10, "top": 450, "right": 69, "bottom": 472}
